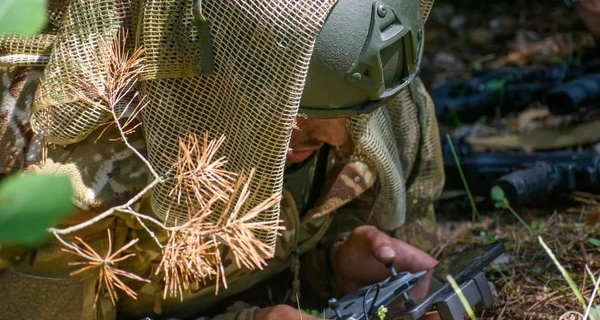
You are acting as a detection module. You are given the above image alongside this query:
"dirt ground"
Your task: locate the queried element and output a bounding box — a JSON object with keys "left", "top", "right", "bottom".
{"left": 423, "top": 1, "right": 600, "bottom": 319}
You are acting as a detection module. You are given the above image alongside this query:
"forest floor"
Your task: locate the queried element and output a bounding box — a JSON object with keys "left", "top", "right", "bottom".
{"left": 423, "top": 1, "right": 600, "bottom": 319}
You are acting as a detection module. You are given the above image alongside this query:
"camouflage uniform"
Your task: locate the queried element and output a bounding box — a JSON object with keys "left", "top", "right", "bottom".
{"left": 0, "top": 63, "right": 444, "bottom": 320}
{"left": 0, "top": 0, "right": 444, "bottom": 316}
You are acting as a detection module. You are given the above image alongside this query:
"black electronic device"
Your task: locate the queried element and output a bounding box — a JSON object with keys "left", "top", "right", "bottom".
{"left": 320, "top": 242, "right": 505, "bottom": 320}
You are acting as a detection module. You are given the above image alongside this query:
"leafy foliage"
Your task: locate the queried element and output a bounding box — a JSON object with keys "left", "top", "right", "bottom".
{"left": 0, "top": 0, "right": 47, "bottom": 37}
{"left": 491, "top": 185, "right": 508, "bottom": 209}
{"left": 0, "top": 173, "right": 74, "bottom": 245}
{"left": 589, "top": 238, "right": 600, "bottom": 247}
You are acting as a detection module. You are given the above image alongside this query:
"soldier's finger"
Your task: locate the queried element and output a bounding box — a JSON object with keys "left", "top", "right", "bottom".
{"left": 353, "top": 225, "right": 397, "bottom": 264}
{"left": 388, "top": 239, "right": 438, "bottom": 273}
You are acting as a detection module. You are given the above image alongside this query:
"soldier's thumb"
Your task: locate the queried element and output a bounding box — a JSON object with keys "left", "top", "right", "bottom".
{"left": 354, "top": 226, "right": 396, "bottom": 264}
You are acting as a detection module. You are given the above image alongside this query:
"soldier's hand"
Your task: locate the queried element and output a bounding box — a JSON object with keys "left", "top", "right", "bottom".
{"left": 330, "top": 226, "right": 437, "bottom": 304}
{"left": 575, "top": 0, "right": 600, "bottom": 39}
{"left": 252, "top": 305, "right": 321, "bottom": 320}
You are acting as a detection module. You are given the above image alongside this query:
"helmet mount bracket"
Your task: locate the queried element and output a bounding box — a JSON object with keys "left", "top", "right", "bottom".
{"left": 345, "top": 1, "right": 419, "bottom": 102}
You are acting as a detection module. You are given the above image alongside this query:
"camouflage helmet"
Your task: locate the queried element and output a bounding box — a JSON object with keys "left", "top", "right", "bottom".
{"left": 299, "top": 0, "right": 425, "bottom": 118}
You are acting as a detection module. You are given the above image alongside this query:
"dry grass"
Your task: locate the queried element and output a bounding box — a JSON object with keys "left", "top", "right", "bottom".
{"left": 435, "top": 199, "right": 600, "bottom": 319}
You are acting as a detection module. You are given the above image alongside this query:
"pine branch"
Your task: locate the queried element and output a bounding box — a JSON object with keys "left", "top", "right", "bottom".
{"left": 156, "top": 169, "right": 283, "bottom": 299}
{"left": 60, "top": 229, "right": 150, "bottom": 306}
{"left": 170, "top": 133, "right": 238, "bottom": 216}
{"left": 50, "top": 27, "right": 284, "bottom": 306}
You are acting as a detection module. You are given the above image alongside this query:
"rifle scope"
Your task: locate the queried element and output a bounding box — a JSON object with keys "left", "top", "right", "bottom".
{"left": 545, "top": 73, "right": 600, "bottom": 115}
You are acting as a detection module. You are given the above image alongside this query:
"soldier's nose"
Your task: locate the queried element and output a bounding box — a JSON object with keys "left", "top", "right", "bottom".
{"left": 314, "top": 118, "right": 348, "bottom": 147}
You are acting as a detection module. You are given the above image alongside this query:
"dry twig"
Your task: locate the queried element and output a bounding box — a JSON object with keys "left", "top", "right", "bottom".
{"left": 49, "top": 28, "right": 165, "bottom": 236}
{"left": 61, "top": 229, "right": 150, "bottom": 306}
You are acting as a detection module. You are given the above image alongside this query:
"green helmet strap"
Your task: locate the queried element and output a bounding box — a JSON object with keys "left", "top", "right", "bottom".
{"left": 283, "top": 145, "right": 330, "bottom": 216}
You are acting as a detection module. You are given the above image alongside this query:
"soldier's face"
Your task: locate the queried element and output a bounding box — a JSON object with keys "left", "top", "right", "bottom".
{"left": 287, "top": 116, "right": 348, "bottom": 165}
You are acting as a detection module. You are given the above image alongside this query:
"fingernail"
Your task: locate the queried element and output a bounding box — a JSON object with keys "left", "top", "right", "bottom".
{"left": 377, "top": 247, "right": 395, "bottom": 260}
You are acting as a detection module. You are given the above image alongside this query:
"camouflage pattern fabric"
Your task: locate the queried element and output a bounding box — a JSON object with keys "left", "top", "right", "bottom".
{"left": 0, "top": 65, "right": 443, "bottom": 320}
{"left": 394, "top": 78, "right": 445, "bottom": 253}
{"left": 0, "top": 66, "right": 44, "bottom": 174}
{"left": 0, "top": 63, "right": 378, "bottom": 318}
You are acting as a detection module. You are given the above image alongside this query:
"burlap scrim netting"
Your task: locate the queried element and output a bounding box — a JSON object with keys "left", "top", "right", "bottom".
{"left": 2, "top": 0, "right": 340, "bottom": 253}
{"left": 141, "top": 0, "right": 340, "bottom": 249}
{"left": 420, "top": 0, "right": 434, "bottom": 21}
{"left": 348, "top": 0, "right": 441, "bottom": 230}
{"left": 0, "top": 0, "right": 440, "bottom": 252}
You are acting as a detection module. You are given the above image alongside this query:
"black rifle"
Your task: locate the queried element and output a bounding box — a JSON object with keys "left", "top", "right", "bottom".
{"left": 443, "top": 138, "right": 600, "bottom": 206}
{"left": 432, "top": 59, "right": 600, "bottom": 124}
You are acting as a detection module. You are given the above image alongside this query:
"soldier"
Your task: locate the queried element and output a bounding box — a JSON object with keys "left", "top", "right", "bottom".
{"left": 0, "top": 0, "right": 444, "bottom": 319}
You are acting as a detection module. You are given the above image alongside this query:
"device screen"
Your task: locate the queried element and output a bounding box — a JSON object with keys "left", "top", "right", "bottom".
{"left": 429, "top": 242, "right": 502, "bottom": 290}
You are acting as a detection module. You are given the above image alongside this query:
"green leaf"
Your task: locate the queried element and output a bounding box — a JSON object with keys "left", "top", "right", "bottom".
{"left": 0, "top": 173, "right": 74, "bottom": 245}
{"left": 490, "top": 185, "right": 506, "bottom": 202}
{"left": 491, "top": 186, "right": 510, "bottom": 209}
{"left": 299, "top": 308, "right": 324, "bottom": 317}
{"left": 485, "top": 79, "right": 507, "bottom": 92}
{"left": 531, "top": 266, "right": 543, "bottom": 274}
{"left": 0, "top": 0, "right": 47, "bottom": 37}
{"left": 483, "top": 234, "right": 497, "bottom": 244}
{"left": 477, "top": 115, "right": 489, "bottom": 125}
{"left": 531, "top": 220, "right": 545, "bottom": 232}
{"left": 377, "top": 305, "right": 388, "bottom": 320}
{"left": 589, "top": 238, "right": 600, "bottom": 247}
